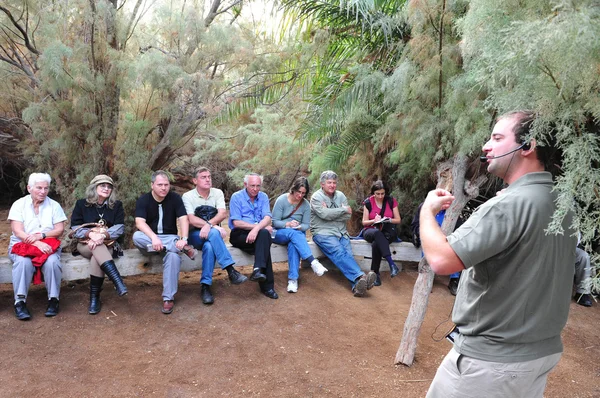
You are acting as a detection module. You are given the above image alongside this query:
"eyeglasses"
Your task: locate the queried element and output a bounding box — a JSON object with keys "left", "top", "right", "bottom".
{"left": 98, "top": 183, "right": 113, "bottom": 190}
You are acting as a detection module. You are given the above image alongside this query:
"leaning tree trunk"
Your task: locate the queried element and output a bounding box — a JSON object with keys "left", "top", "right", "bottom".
{"left": 394, "top": 154, "right": 486, "bottom": 366}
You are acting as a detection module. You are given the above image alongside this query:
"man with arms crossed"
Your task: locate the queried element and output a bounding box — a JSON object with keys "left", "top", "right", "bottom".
{"left": 133, "top": 170, "right": 193, "bottom": 314}
{"left": 182, "top": 166, "right": 247, "bottom": 305}
{"left": 310, "top": 170, "right": 376, "bottom": 297}
{"left": 423, "top": 112, "right": 576, "bottom": 397}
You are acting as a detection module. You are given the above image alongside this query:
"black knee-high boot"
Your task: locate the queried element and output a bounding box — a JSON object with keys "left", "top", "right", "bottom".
{"left": 100, "top": 260, "right": 128, "bottom": 296}
{"left": 89, "top": 275, "right": 104, "bottom": 315}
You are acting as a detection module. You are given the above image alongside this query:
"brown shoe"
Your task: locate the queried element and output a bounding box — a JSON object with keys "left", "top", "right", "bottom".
{"left": 183, "top": 245, "right": 198, "bottom": 260}
{"left": 162, "top": 300, "right": 174, "bottom": 314}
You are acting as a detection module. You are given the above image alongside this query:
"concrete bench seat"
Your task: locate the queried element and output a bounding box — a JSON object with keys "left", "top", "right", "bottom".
{"left": 0, "top": 240, "right": 421, "bottom": 283}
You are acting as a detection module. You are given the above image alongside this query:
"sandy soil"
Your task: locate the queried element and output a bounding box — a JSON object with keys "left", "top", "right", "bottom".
{"left": 0, "top": 209, "right": 599, "bottom": 397}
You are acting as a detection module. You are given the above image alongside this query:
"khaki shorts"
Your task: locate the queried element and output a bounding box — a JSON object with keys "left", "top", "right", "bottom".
{"left": 426, "top": 348, "right": 561, "bottom": 398}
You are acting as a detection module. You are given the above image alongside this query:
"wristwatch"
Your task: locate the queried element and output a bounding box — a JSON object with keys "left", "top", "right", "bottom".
{"left": 206, "top": 222, "right": 213, "bottom": 228}
{"left": 179, "top": 236, "right": 188, "bottom": 241}
{"left": 41, "top": 233, "right": 47, "bottom": 239}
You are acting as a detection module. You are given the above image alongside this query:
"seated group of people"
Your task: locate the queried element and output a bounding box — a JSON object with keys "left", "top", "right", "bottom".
{"left": 6, "top": 169, "right": 403, "bottom": 319}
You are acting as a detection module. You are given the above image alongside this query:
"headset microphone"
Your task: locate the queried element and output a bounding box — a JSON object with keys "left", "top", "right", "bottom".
{"left": 479, "top": 142, "right": 530, "bottom": 163}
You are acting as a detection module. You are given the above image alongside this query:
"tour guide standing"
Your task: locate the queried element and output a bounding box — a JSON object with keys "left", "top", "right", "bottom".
{"left": 133, "top": 170, "right": 193, "bottom": 314}
{"left": 423, "top": 111, "right": 576, "bottom": 398}
{"left": 229, "top": 173, "right": 278, "bottom": 299}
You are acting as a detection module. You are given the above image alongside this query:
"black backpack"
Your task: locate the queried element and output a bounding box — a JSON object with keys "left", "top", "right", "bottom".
{"left": 411, "top": 203, "right": 423, "bottom": 248}
{"left": 409, "top": 203, "right": 463, "bottom": 248}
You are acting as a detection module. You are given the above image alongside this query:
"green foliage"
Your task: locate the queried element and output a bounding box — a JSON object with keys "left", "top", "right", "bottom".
{"left": 190, "top": 105, "right": 312, "bottom": 198}
{"left": 459, "top": 0, "right": 600, "bottom": 254}
{"left": 2, "top": 0, "right": 309, "bottom": 232}
{"left": 3, "top": 0, "right": 600, "bottom": 268}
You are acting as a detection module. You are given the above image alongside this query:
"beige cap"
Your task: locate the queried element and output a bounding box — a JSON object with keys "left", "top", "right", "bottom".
{"left": 90, "top": 174, "right": 114, "bottom": 186}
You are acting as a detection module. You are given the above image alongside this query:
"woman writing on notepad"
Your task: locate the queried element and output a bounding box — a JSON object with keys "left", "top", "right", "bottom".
{"left": 361, "top": 180, "right": 401, "bottom": 286}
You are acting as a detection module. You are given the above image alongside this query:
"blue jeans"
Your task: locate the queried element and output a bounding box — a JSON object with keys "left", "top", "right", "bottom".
{"left": 312, "top": 234, "right": 363, "bottom": 288}
{"left": 188, "top": 228, "right": 235, "bottom": 285}
{"left": 273, "top": 228, "right": 313, "bottom": 280}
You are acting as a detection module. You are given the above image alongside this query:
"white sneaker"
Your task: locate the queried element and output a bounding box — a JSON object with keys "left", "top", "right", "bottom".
{"left": 310, "top": 259, "right": 328, "bottom": 276}
{"left": 287, "top": 279, "right": 298, "bottom": 293}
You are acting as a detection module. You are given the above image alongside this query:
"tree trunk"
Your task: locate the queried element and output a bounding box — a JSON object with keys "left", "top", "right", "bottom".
{"left": 394, "top": 256, "right": 436, "bottom": 366}
{"left": 394, "top": 154, "right": 486, "bottom": 366}
{"left": 147, "top": 107, "right": 205, "bottom": 171}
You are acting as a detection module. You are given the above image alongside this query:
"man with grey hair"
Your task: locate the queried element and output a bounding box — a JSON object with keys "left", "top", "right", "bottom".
{"left": 310, "top": 170, "right": 376, "bottom": 297}
{"left": 133, "top": 170, "right": 195, "bottom": 314}
{"left": 229, "top": 173, "right": 278, "bottom": 299}
{"left": 8, "top": 172, "right": 67, "bottom": 320}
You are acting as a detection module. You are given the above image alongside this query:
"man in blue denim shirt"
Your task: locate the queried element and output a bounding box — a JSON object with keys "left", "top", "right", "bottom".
{"left": 310, "top": 170, "right": 376, "bottom": 297}
{"left": 229, "top": 173, "right": 278, "bottom": 299}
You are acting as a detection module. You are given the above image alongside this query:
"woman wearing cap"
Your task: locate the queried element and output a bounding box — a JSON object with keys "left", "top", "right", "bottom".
{"left": 71, "top": 175, "right": 127, "bottom": 314}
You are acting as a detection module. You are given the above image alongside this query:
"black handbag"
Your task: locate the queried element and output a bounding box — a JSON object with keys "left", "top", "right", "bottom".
{"left": 194, "top": 205, "right": 218, "bottom": 221}
{"left": 381, "top": 222, "right": 398, "bottom": 242}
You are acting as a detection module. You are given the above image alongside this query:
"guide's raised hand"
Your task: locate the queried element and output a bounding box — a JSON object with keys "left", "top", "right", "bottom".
{"left": 423, "top": 189, "right": 455, "bottom": 215}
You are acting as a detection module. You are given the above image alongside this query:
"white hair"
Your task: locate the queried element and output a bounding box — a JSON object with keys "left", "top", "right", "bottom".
{"left": 244, "top": 173, "right": 263, "bottom": 184}
{"left": 319, "top": 170, "right": 338, "bottom": 184}
{"left": 28, "top": 173, "right": 52, "bottom": 187}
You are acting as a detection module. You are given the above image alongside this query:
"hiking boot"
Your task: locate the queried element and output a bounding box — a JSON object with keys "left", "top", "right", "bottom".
{"left": 353, "top": 277, "right": 367, "bottom": 297}
{"left": 366, "top": 271, "right": 377, "bottom": 290}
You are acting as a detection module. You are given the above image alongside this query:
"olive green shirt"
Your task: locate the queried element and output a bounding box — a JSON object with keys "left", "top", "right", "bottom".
{"left": 309, "top": 188, "right": 351, "bottom": 238}
{"left": 448, "top": 172, "right": 576, "bottom": 363}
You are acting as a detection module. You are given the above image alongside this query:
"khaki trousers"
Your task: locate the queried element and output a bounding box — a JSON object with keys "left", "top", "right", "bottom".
{"left": 426, "top": 348, "right": 561, "bottom": 398}
{"left": 77, "top": 243, "right": 113, "bottom": 277}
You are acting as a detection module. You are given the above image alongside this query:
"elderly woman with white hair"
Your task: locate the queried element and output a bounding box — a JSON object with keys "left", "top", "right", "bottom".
{"left": 7, "top": 172, "right": 67, "bottom": 320}
{"left": 70, "top": 174, "right": 127, "bottom": 315}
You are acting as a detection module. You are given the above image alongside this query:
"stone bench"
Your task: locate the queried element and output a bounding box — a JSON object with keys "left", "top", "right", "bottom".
{"left": 0, "top": 240, "right": 421, "bottom": 283}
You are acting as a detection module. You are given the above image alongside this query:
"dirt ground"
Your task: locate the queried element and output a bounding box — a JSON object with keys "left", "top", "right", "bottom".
{"left": 0, "top": 209, "right": 599, "bottom": 397}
